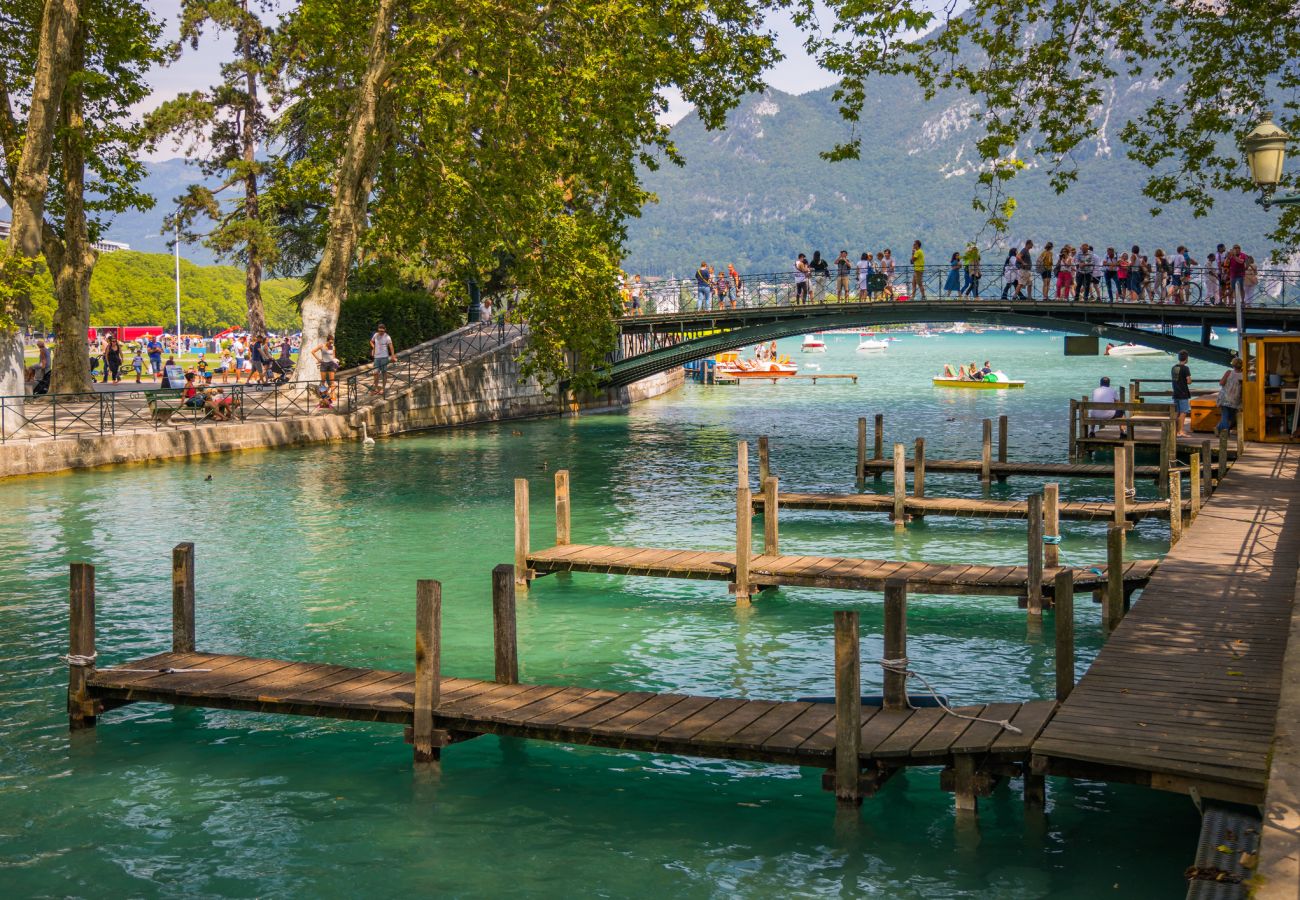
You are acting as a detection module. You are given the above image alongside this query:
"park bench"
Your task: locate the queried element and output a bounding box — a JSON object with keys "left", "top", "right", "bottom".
{"left": 145, "top": 391, "right": 187, "bottom": 425}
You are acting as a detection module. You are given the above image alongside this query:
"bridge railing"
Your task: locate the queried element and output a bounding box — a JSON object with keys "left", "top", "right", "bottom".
{"left": 626, "top": 265, "right": 1300, "bottom": 316}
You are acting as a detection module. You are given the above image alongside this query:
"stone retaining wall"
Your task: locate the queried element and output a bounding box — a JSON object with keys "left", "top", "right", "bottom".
{"left": 0, "top": 340, "right": 683, "bottom": 479}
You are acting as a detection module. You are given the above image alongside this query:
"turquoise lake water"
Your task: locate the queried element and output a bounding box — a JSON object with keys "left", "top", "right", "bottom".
{"left": 0, "top": 331, "right": 1228, "bottom": 897}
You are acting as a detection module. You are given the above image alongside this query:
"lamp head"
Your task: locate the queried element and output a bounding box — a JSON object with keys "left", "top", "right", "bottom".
{"left": 1245, "top": 117, "right": 1291, "bottom": 191}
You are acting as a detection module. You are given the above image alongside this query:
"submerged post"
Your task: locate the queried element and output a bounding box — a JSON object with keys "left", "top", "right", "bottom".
{"left": 1027, "top": 493, "right": 1044, "bottom": 616}
{"left": 68, "top": 563, "right": 96, "bottom": 731}
{"left": 873, "top": 414, "right": 884, "bottom": 461}
{"left": 1043, "top": 483, "right": 1060, "bottom": 568}
{"left": 997, "top": 415, "right": 1008, "bottom": 482}
{"left": 514, "top": 478, "right": 530, "bottom": 587}
{"left": 492, "top": 564, "right": 519, "bottom": 684}
{"left": 1189, "top": 452, "right": 1201, "bottom": 519}
{"left": 554, "top": 470, "right": 571, "bottom": 546}
{"left": 1169, "top": 471, "right": 1183, "bottom": 546}
{"left": 981, "top": 419, "right": 992, "bottom": 487}
{"left": 1113, "top": 444, "right": 1128, "bottom": 527}
{"left": 763, "top": 476, "right": 779, "bottom": 555}
{"left": 413, "top": 579, "right": 441, "bottom": 764}
{"left": 172, "top": 542, "right": 195, "bottom": 653}
{"left": 759, "top": 435, "right": 771, "bottom": 483}
{"left": 893, "top": 443, "right": 907, "bottom": 529}
{"left": 1054, "top": 569, "right": 1075, "bottom": 701}
{"left": 735, "top": 484, "right": 752, "bottom": 602}
{"left": 833, "top": 610, "right": 862, "bottom": 805}
{"left": 883, "top": 579, "right": 908, "bottom": 710}
{"left": 1105, "top": 523, "right": 1125, "bottom": 636}
{"left": 856, "top": 417, "right": 867, "bottom": 485}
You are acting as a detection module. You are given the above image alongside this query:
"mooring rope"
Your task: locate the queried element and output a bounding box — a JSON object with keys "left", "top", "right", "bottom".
{"left": 109, "top": 667, "right": 213, "bottom": 674}
{"left": 1043, "top": 534, "right": 1061, "bottom": 545}
{"left": 878, "top": 657, "right": 1023, "bottom": 735}
{"left": 60, "top": 652, "right": 97, "bottom": 667}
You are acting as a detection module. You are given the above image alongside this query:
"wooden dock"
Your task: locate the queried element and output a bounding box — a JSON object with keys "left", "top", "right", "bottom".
{"left": 1032, "top": 443, "right": 1300, "bottom": 804}
{"left": 525, "top": 543, "right": 1158, "bottom": 599}
{"left": 754, "top": 490, "right": 1180, "bottom": 523}
{"left": 67, "top": 558, "right": 1056, "bottom": 814}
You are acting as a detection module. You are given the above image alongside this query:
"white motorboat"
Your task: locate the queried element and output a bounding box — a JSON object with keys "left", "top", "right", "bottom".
{"left": 1104, "top": 342, "right": 1166, "bottom": 358}
{"left": 801, "top": 334, "right": 827, "bottom": 353}
{"left": 856, "top": 338, "right": 889, "bottom": 352}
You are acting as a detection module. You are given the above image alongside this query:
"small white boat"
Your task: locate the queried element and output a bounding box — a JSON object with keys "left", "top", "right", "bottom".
{"left": 1210, "top": 331, "right": 1221, "bottom": 341}
{"left": 801, "top": 334, "right": 827, "bottom": 353}
{"left": 856, "top": 338, "right": 889, "bottom": 352}
{"left": 1104, "top": 343, "right": 1166, "bottom": 357}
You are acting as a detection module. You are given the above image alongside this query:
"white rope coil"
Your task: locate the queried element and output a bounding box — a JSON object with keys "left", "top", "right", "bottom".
{"left": 110, "top": 667, "right": 212, "bottom": 674}
{"left": 61, "top": 652, "right": 97, "bottom": 667}
{"left": 877, "top": 657, "right": 1022, "bottom": 735}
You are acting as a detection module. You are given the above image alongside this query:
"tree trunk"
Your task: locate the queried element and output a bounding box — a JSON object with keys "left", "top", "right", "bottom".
{"left": 51, "top": 27, "right": 93, "bottom": 396}
{"left": 1, "top": 0, "right": 80, "bottom": 431}
{"left": 295, "top": 0, "right": 397, "bottom": 384}
{"left": 240, "top": 9, "right": 266, "bottom": 337}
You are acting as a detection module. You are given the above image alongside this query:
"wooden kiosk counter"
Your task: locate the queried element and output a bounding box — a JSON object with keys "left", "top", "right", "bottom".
{"left": 1243, "top": 334, "right": 1300, "bottom": 442}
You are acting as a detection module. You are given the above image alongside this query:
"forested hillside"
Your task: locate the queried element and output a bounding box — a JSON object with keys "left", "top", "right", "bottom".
{"left": 27, "top": 251, "right": 302, "bottom": 333}
{"left": 624, "top": 85, "right": 1280, "bottom": 277}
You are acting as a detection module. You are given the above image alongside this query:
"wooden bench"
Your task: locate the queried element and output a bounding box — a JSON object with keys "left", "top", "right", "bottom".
{"left": 145, "top": 391, "right": 187, "bottom": 424}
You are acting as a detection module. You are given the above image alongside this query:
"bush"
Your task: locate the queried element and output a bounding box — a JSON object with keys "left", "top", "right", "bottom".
{"left": 334, "top": 287, "right": 464, "bottom": 367}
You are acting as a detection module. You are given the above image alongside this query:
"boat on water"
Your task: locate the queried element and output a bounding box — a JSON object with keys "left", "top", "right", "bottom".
{"left": 1105, "top": 342, "right": 1166, "bottom": 357}
{"left": 933, "top": 364, "right": 1024, "bottom": 390}
{"left": 856, "top": 334, "right": 889, "bottom": 352}
{"left": 801, "top": 334, "right": 827, "bottom": 353}
{"left": 714, "top": 351, "right": 798, "bottom": 378}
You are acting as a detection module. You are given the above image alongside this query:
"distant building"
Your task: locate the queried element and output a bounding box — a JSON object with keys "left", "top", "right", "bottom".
{"left": 0, "top": 220, "right": 129, "bottom": 253}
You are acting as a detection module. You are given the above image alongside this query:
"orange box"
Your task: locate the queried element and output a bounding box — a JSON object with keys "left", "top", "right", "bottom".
{"left": 1190, "top": 396, "right": 1218, "bottom": 433}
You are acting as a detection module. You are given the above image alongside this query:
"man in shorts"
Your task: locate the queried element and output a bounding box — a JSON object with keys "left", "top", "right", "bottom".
{"left": 370, "top": 323, "right": 395, "bottom": 394}
{"left": 1171, "top": 350, "right": 1193, "bottom": 436}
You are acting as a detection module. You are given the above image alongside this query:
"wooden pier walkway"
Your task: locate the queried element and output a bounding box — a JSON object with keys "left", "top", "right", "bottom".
{"left": 1032, "top": 444, "right": 1300, "bottom": 804}
{"left": 859, "top": 458, "right": 1175, "bottom": 481}
{"left": 755, "top": 490, "right": 1180, "bottom": 523}
{"left": 526, "top": 543, "right": 1158, "bottom": 598}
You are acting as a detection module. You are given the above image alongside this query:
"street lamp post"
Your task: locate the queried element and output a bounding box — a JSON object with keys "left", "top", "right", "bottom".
{"left": 1242, "top": 118, "right": 1299, "bottom": 357}
{"left": 466, "top": 279, "right": 483, "bottom": 324}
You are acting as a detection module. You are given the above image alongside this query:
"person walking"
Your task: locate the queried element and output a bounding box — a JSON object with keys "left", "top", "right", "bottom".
{"left": 370, "top": 323, "right": 395, "bottom": 394}
{"left": 960, "top": 244, "right": 980, "bottom": 296}
{"left": 1228, "top": 245, "right": 1247, "bottom": 305}
{"left": 910, "top": 240, "right": 927, "bottom": 300}
{"left": 33, "top": 340, "right": 51, "bottom": 388}
{"left": 103, "top": 334, "right": 122, "bottom": 384}
{"left": 1216, "top": 357, "right": 1243, "bottom": 434}
{"left": 944, "top": 252, "right": 961, "bottom": 295}
{"left": 1171, "top": 350, "right": 1193, "bottom": 436}
{"left": 856, "top": 252, "right": 871, "bottom": 301}
{"left": 1055, "top": 246, "right": 1074, "bottom": 299}
{"left": 1000, "top": 249, "right": 1019, "bottom": 299}
{"left": 1016, "top": 240, "right": 1034, "bottom": 299}
{"left": 312, "top": 335, "right": 340, "bottom": 403}
{"left": 695, "top": 261, "right": 712, "bottom": 311}
{"left": 880, "top": 248, "right": 896, "bottom": 297}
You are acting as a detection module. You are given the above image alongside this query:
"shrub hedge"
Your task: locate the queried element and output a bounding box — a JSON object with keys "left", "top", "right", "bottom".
{"left": 334, "top": 287, "right": 464, "bottom": 366}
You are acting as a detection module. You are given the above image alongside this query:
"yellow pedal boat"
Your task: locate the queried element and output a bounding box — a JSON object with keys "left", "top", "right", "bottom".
{"left": 932, "top": 377, "right": 1025, "bottom": 390}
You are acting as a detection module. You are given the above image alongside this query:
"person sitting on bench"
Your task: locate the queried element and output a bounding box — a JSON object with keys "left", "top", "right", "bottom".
{"left": 1088, "top": 376, "right": 1128, "bottom": 438}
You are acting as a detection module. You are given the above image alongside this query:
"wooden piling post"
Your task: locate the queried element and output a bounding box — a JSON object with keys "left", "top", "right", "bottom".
{"left": 913, "top": 438, "right": 926, "bottom": 499}
{"left": 1218, "top": 431, "right": 1229, "bottom": 486}
{"left": 833, "top": 610, "right": 862, "bottom": 805}
{"left": 554, "top": 470, "right": 571, "bottom": 546}
{"left": 981, "top": 419, "right": 992, "bottom": 487}
{"left": 1158, "top": 421, "right": 1172, "bottom": 499}
{"left": 856, "top": 417, "right": 867, "bottom": 484}
{"left": 1105, "top": 523, "right": 1125, "bottom": 636}
{"left": 953, "top": 755, "right": 978, "bottom": 813}
{"left": 735, "top": 484, "right": 752, "bottom": 602}
{"left": 883, "top": 579, "right": 908, "bottom": 711}
{"left": 1113, "top": 443, "right": 1128, "bottom": 527}
{"left": 873, "top": 414, "right": 884, "bottom": 460}
{"left": 1189, "top": 452, "right": 1201, "bottom": 520}
{"left": 1054, "top": 569, "right": 1075, "bottom": 701}
{"left": 1201, "top": 441, "right": 1213, "bottom": 497}
{"left": 1169, "top": 471, "right": 1183, "bottom": 546}
{"left": 1027, "top": 493, "right": 1044, "bottom": 617}
{"left": 492, "top": 564, "right": 519, "bottom": 684}
{"left": 172, "top": 542, "right": 195, "bottom": 653}
{"left": 1043, "top": 484, "right": 1060, "bottom": 568}
{"left": 1125, "top": 440, "right": 1135, "bottom": 494}
{"left": 892, "top": 443, "right": 907, "bottom": 529}
{"left": 413, "top": 579, "right": 441, "bottom": 763}
{"left": 763, "top": 476, "right": 779, "bottom": 556}
{"left": 68, "top": 563, "right": 96, "bottom": 730}
{"left": 1068, "top": 399, "right": 1078, "bottom": 461}
{"left": 514, "top": 478, "right": 530, "bottom": 587}
{"left": 737, "top": 440, "right": 749, "bottom": 488}
{"left": 759, "top": 435, "right": 770, "bottom": 483}
{"left": 996, "top": 415, "right": 1008, "bottom": 483}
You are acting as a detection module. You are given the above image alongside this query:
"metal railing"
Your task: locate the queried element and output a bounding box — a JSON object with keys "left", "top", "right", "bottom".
{"left": 624, "top": 264, "right": 1300, "bottom": 316}
{"left": 0, "top": 379, "right": 340, "bottom": 444}
{"left": 343, "top": 320, "right": 522, "bottom": 411}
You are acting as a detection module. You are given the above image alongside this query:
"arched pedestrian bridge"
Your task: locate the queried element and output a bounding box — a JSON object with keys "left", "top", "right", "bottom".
{"left": 606, "top": 297, "right": 1300, "bottom": 387}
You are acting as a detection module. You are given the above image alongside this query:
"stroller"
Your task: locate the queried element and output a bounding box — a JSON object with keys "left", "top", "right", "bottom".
{"left": 269, "top": 357, "right": 294, "bottom": 385}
